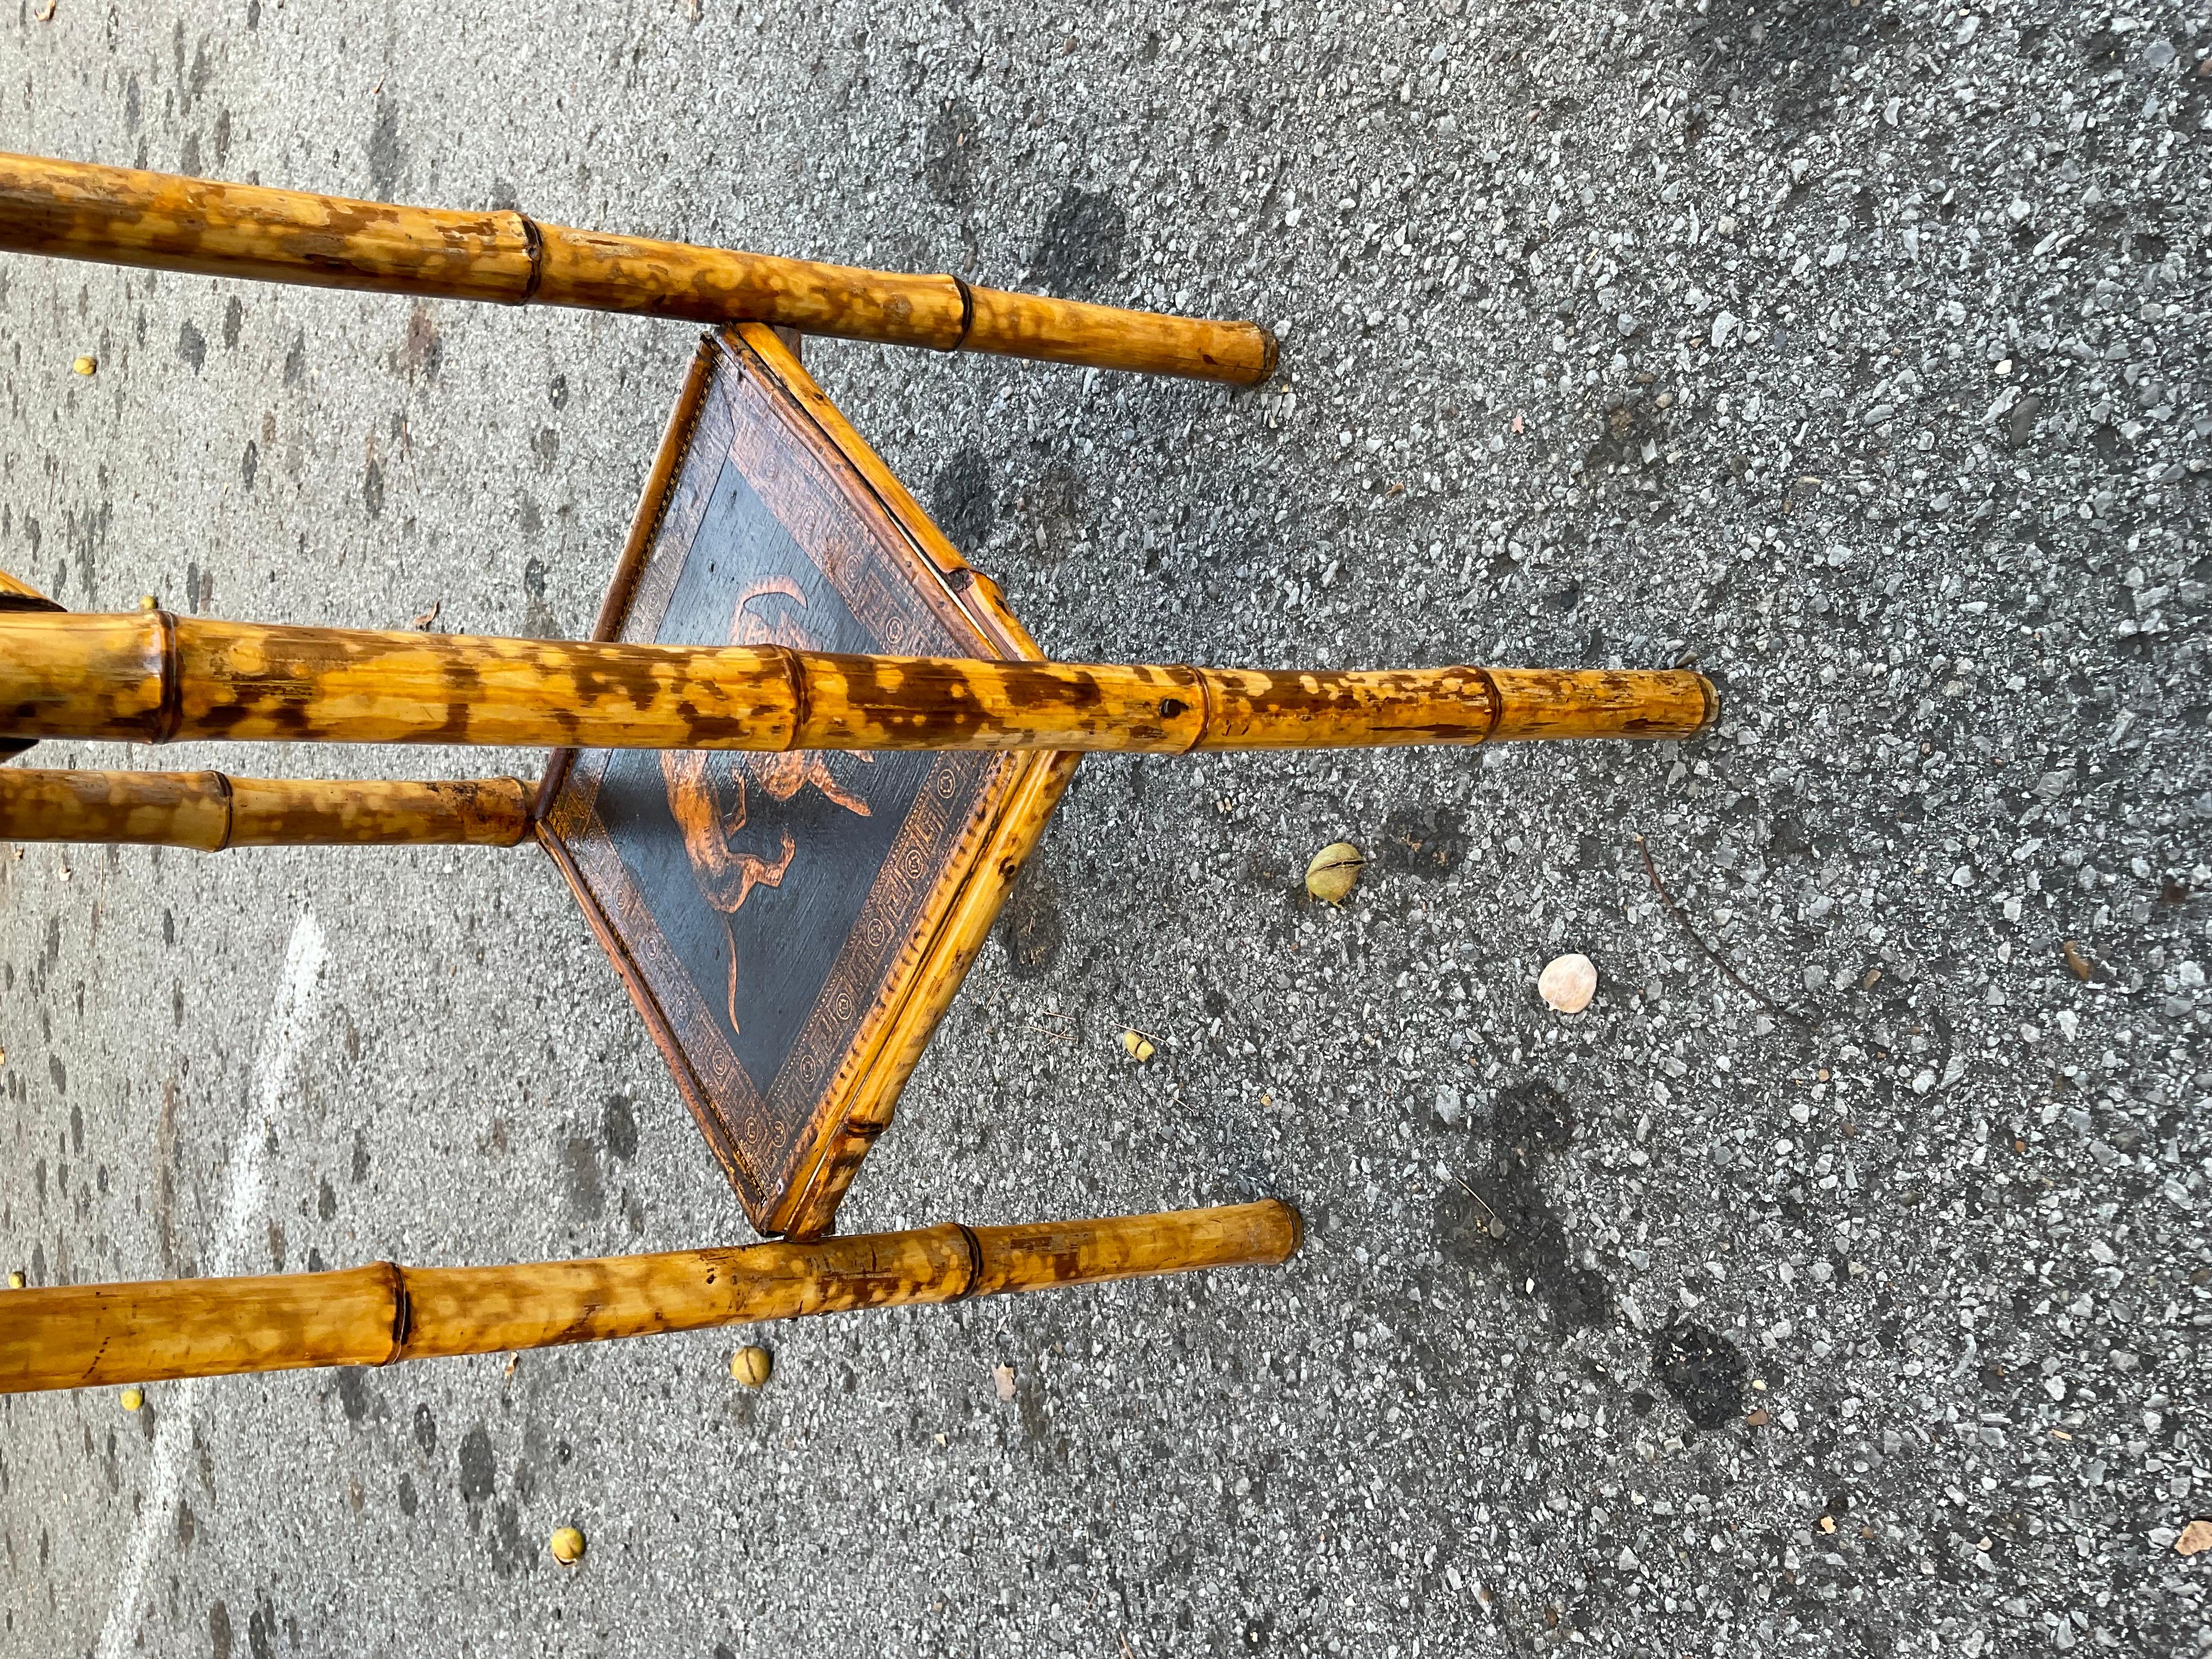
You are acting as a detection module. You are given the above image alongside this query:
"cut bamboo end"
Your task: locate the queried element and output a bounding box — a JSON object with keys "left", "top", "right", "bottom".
{"left": 0, "top": 1201, "right": 1301, "bottom": 1393}
{"left": 961, "top": 285, "right": 1277, "bottom": 384}
{"left": 0, "top": 151, "right": 1271, "bottom": 385}
{"left": 967, "top": 1200, "right": 1303, "bottom": 1297}
{"left": 1482, "top": 667, "right": 1719, "bottom": 742}
{"left": 0, "top": 768, "right": 532, "bottom": 850}
{"left": 0, "top": 611, "right": 1718, "bottom": 755}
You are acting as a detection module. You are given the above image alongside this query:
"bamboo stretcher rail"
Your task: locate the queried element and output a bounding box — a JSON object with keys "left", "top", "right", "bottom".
{"left": 0, "top": 152, "right": 1276, "bottom": 385}
{"left": 0, "top": 766, "right": 531, "bottom": 850}
{"left": 0, "top": 1200, "right": 1301, "bottom": 1393}
{"left": 0, "top": 611, "right": 1718, "bottom": 754}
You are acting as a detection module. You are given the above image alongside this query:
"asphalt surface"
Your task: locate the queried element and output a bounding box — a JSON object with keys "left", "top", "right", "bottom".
{"left": 2, "top": 1, "right": 2209, "bottom": 1654}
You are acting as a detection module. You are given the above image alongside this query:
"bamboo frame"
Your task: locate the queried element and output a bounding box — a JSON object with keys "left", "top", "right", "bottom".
{"left": 0, "top": 766, "right": 531, "bottom": 850}
{"left": 0, "top": 610, "right": 1717, "bottom": 755}
{"left": 0, "top": 152, "right": 1275, "bottom": 385}
{"left": 0, "top": 1200, "right": 1300, "bottom": 1393}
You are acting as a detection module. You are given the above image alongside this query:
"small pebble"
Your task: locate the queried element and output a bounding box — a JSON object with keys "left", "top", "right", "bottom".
{"left": 731, "top": 1344, "right": 772, "bottom": 1388}
{"left": 2179, "top": 1519, "right": 2212, "bottom": 1558}
{"left": 549, "top": 1526, "right": 586, "bottom": 1565}
{"left": 1538, "top": 953, "right": 1598, "bottom": 1014}
{"left": 119, "top": 1386, "right": 144, "bottom": 1412}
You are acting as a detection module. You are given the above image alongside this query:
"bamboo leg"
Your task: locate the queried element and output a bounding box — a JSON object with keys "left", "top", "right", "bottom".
{"left": 0, "top": 568, "right": 58, "bottom": 610}
{"left": 0, "top": 568, "right": 61, "bottom": 760}
{"left": 0, "top": 610, "right": 1718, "bottom": 753}
{"left": 0, "top": 1200, "right": 1301, "bottom": 1393}
{"left": 0, "top": 768, "right": 532, "bottom": 850}
{"left": 0, "top": 152, "right": 1274, "bottom": 386}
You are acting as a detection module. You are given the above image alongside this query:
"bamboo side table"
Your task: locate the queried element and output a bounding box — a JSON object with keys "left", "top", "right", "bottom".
{"left": 0, "top": 319, "right": 1713, "bottom": 1245}
{"left": 0, "top": 154, "right": 1717, "bottom": 1396}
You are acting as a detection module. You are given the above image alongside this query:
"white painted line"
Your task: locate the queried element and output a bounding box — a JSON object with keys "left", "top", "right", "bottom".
{"left": 95, "top": 913, "right": 328, "bottom": 1659}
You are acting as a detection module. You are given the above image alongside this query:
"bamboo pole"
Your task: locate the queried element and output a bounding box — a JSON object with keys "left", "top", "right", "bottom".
{"left": 0, "top": 568, "right": 59, "bottom": 610}
{"left": 0, "top": 611, "right": 1717, "bottom": 754}
{"left": 0, "top": 767, "right": 531, "bottom": 850}
{"left": 0, "top": 1200, "right": 1301, "bottom": 1393}
{"left": 0, "top": 151, "right": 1275, "bottom": 385}
{"left": 0, "top": 568, "right": 60, "bottom": 760}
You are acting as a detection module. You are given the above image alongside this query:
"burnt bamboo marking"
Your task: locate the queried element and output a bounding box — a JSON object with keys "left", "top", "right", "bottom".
{"left": 0, "top": 151, "right": 1276, "bottom": 384}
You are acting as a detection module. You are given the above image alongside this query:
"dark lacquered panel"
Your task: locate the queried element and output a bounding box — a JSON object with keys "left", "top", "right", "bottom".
{"left": 544, "top": 330, "right": 1017, "bottom": 1226}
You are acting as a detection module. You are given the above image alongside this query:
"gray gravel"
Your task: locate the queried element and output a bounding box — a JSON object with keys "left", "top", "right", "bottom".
{"left": 3, "top": 1, "right": 2209, "bottom": 1654}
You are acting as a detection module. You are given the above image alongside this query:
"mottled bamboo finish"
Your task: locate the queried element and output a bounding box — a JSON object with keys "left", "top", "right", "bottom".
{"left": 772, "top": 747, "right": 1084, "bottom": 1240}
{"left": 0, "top": 571, "right": 59, "bottom": 758}
{"left": 0, "top": 152, "right": 1274, "bottom": 384}
{"left": 0, "top": 768, "right": 531, "bottom": 850}
{"left": 0, "top": 611, "right": 1717, "bottom": 754}
{"left": 0, "top": 1201, "right": 1301, "bottom": 1392}
{"left": 0, "top": 567, "right": 59, "bottom": 610}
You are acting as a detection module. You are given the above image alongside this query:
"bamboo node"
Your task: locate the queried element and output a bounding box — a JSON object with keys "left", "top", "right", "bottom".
{"left": 514, "top": 212, "right": 546, "bottom": 304}
{"left": 777, "top": 645, "right": 808, "bottom": 751}
{"left": 1471, "top": 666, "right": 1504, "bottom": 746}
{"left": 1183, "top": 666, "right": 1215, "bottom": 755}
{"left": 205, "top": 770, "right": 237, "bottom": 853}
{"left": 948, "top": 275, "right": 975, "bottom": 352}
{"left": 382, "top": 1261, "right": 412, "bottom": 1363}
{"left": 150, "top": 610, "right": 183, "bottom": 746}
{"left": 952, "top": 1222, "right": 984, "bottom": 1301}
